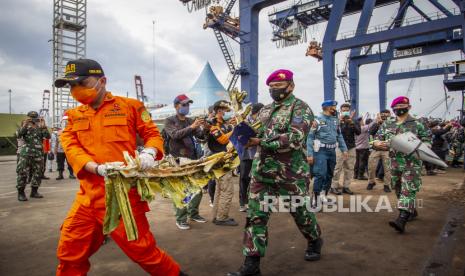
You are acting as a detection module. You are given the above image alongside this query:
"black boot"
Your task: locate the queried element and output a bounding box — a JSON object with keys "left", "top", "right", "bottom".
{"left": 408, "top": 209, "right": 418, "bottom": 221}
{"left": 56, "top": 170, "right": 64, "bottom": 180}
{"left": 383, "top": 185, "right": 391, "bottom": 193}
{"left": 367, "top": 182, "right": 376, "bottom": 190}
{"left": 18, "top": 188, "right": 28, "bottom": 201}
{"left": 227, "top": 256, "right": 261, "bottom": 276}
{"left": 305, "top": 238, "right": 323, "bottom": 261}
{"left": 389, "top": 210, "right": 410, "bottom": 233}
{"left": 30, "top": 187, "right": 44, "bottom": 198}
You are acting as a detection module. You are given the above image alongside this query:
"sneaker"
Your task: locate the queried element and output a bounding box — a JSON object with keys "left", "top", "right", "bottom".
{"left": 367, "top": 182, "right": 376, "bottom": 190}
{"left": 176, "top": 221, "right": 190, "bottom": 230}
{"left": 342, "top": 187, "right": 354, "bottom": 195}
{"left": 239, "top": 205, "right": 247, "bottom": 212}
{"left": 209, "top": 201, "right": 214, "bottom": 208}
{"left": 383, "top": 185, "right": 392, "bottom": 193}
{"left": 190, "top": 215, "right": 207, "bottom": 223}
{"left": 320, "top": 194, "right": 334, "bottom": 205}
{"left": 214, "top": 218, "right": 239, "bottom": 226}
{"left": 330, "top": 188, "right": 342, "bottom": 195}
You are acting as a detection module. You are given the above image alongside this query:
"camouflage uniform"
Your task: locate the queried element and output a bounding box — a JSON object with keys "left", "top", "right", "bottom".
{"left": 16, "top": 123, "right": 51, "bottom": 189}
{"left": 375, "top": 115, "right": 431, "bottom": 212}
{"left": 243, "top": 94, "right": 321, "bottom": 257}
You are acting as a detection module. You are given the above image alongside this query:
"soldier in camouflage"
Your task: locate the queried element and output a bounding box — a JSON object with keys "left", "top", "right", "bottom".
{"left": 373, "top": 96, "right": 431, "bottom": 233}
{"left": 16, "top": 111, "right": 51, "bottom": 201}
{"left": 228, "top": 69, "right": 322, "bottom": 276}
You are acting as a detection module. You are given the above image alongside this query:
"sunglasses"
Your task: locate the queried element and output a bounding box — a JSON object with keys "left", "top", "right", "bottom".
{"left": 181, "top": 103, "right": 190, "bottom": 107}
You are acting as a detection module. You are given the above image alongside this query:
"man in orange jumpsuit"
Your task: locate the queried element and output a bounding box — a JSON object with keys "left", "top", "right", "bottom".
{"left": 54, "top": 59, "right": 183, "bottom": 276}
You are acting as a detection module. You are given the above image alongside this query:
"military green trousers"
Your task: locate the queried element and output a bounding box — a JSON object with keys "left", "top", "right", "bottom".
{"left": 242, "top": 179, "right": 321, "bottom": 257}
{"left": 16, "top": 155, "right": 43, "bottom": 189}
{"left": 390, "top": 154, "right": 422, "bottom": 213}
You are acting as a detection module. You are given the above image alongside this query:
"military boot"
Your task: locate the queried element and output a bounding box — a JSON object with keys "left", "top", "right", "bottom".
{"left": 30, "top": 187, "right": 44, "bottom": 198}
{"left": 305, "top": 238, "right": 323, "bottom": 261}
{"left": 227, "top": 256, "right": 261, "bottom": 276}
{"left": 56, "top": 170, "right": 64, "bottom": 180}
{"left": 389, "top": 210, "right": 410, "bottom": 233}
{"left": 408, "top": 209, "right": 418, "bottom": 221}
{"left": 17, "top": 188, "right": 28, "bottom": 201}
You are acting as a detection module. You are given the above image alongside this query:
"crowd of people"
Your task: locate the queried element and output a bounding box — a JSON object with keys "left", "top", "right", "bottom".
{"left": 14, "top": 58, "right": 465, "bottom": 276}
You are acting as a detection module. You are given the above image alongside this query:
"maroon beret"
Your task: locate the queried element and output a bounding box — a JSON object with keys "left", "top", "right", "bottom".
{"left": 265, "top": 69, "right": 293, "bottom": 86}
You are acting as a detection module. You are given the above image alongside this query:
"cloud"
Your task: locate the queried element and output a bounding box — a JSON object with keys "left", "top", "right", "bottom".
{"left": 0, "top": 0, "right": 461, "bottom": 120}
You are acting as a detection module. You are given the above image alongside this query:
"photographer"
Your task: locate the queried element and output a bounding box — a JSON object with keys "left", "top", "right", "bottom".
{"left": 209, "top": 100, "right": 238, "bottom": 226}
{"left": 367, "top": 110, "right": 392, "bottom": 192}
{"left": 16, "top": 111, "right": 51, "bottom": 201}
{"left": 164, "top": 94, "right": 209, "bottom": 230}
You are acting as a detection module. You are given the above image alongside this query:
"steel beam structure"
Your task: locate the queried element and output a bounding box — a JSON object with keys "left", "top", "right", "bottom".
{"left": 239, "top": 0, "right": 465, "bottom": 107}
{"left": 52, "top": 0, "right": 86, "bottom": 126}
{"left": 240, "top": 0, "right": 288, "bottom": 103}
{"left": 384, "top": 66, "right": 455, "bottom": 82}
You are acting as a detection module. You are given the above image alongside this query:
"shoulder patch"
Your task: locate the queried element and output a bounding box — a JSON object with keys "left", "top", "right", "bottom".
{"left": 292, "top": 109, "right": 303, "bottom": 124}
{"left": 141, "top": 110, "right": 151, "bottom": 122}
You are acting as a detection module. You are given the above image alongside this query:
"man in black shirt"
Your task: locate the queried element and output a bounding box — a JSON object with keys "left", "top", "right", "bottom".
{"left": 331, "top": 103, "right": 361, "bottom": 195}
{"left": 164, "top": 94, "right": 208, "bottom": 230}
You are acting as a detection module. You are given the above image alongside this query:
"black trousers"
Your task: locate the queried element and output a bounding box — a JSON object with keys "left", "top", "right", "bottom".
{"left": 354, "top": 149, "right": 370, "bottom": 177}
{"left": 207, "top": 179, "right": 216, "bottom": 203}
{"left": 56, "top": 152, "right": 74, "bottom": 175}
{"left": 239, "top": 159, "right": 253, "bottom": 206}
{"left": 42, "top": 153, "right": 47, "bottom": 175}
{"left": 376, "top": 160, "right": 384, "bottom": 179}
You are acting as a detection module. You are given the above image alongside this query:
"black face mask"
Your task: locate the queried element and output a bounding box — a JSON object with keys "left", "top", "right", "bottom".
{"left": 269, "top": 86, "right": 289, "bottom": 102}
{"left": 394, "top": 108, "right": 409, "bottom": 117}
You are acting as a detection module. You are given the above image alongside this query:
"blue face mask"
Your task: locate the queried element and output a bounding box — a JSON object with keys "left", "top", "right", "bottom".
{"left": 178, "top": 105, "right": 190, "bottom": 116}
{"left": 223, "top": 112, "right": 232, "bottom": 120}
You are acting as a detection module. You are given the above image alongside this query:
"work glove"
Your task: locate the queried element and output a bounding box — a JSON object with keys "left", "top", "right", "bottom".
{"left": 96, "top": 164, "right": 108, "bottom": 177}
{"left": 139, "top": 148, "right": 156, "bottom": 170}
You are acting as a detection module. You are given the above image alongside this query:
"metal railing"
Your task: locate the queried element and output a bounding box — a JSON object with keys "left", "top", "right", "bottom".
{"left": 338, "top": 8, "right": 460, "bottom": 40}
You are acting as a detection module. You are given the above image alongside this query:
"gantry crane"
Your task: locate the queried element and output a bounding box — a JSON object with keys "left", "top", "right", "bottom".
{"left": 405, "top": 60, "right": 421, "bottom": 98}
{"left": 40, "top": 90, "right": 51, "bottom": 121}
{"left": 336, "top": 56, "right": 350, "bottom": 103}
{"left": 134, "top": 75, "right": 148, "bottom": 103}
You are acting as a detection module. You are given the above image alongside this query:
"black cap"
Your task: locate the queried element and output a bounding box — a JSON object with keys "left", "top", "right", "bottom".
{"left": 54, "top": 59, "right": 105, "bottom": 88}
{"left": 27, "top": 111, "right": 39, "bottom": 118}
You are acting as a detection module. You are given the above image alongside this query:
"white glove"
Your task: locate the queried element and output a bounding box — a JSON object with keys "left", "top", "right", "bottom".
{"left": 139, "top": 148, "right": 156, "bottom": 170}
{"left": 96, "top": 164, "right": 108, "bottom": 177}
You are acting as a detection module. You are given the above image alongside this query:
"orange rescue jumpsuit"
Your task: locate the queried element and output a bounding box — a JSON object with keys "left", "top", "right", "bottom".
{"left": 56, "top": 92, "right": 180, "bottom": 276}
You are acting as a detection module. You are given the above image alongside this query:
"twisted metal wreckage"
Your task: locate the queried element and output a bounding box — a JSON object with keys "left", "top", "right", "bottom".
{"left": 102, "top": 89, "right": 254, "bottom": 241}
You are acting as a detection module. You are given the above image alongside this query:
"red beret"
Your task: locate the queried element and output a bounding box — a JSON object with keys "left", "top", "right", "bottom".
{"left": 266, "top": 69, "right": 293, "bottom": 86}
{"left": 390, "top": 96, "right": 410, "bottom": 108}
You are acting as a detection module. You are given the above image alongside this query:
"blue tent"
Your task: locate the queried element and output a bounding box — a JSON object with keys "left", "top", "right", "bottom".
{"left": 188, "top": 62, "right": 227, "bottom": 109}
